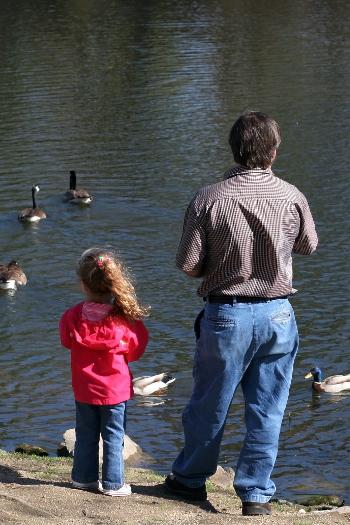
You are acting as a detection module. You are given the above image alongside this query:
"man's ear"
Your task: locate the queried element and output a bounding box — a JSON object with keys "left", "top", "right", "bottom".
{"left": 271, "top": 149, "right": 277, "bottom": 164}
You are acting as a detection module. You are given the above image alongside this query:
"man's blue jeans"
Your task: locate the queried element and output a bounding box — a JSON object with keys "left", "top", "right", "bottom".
{"left": 72, "top": 401, "right": 126, "bottom": 490}
{"left": 172, "top": 298, "right": 298, "bottom": 503}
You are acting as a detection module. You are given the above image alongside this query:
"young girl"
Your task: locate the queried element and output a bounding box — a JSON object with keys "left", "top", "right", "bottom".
{"left": 59, "top": 247, "right": 149, "bottom": 496}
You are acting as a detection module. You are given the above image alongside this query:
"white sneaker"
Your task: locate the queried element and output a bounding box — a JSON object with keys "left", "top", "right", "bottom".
{"left": 99, "top": 483, "right": 132, "bottom": 497}
{"left": 72, "top": 480, "right": 100, "bottom": 491}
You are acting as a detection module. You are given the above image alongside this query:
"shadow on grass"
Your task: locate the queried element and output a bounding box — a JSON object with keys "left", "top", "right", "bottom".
{"left": 0, "top": 464, "right": 71, "bottom": 489}
{"left": 131, "top": 482, "right": 220, "bottom": 513}
{"left": 0, "top": 463, "right": 236, "bottom": 516}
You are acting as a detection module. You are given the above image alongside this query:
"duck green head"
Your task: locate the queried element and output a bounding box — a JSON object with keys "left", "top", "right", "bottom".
{"left": 305, "top": 367, "right": 322, "bottom": 383}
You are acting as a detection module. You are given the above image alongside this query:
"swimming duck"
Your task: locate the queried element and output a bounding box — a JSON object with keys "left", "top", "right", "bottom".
{"left": 305, "top": 367, "right": 350, "bottom": 393}
{"left": 64, "top": 170, "right": 92, "bottom": 205}
{"left": 18, "top": 185, "right": 47, "bottom": 222}
{"left": 132, "top": 373, "right": 176, "bottom": 396}
{"left": 0, "top": 261, "right": 27, "bottom": 291}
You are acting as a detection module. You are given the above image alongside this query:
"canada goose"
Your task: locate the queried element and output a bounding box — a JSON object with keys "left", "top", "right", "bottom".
{"left": 132, "top": 373, "right": 176, "bottom": 396}
{"left": 0, "top": 260, "right": 27, "bottom": 290}
{"left": 64, "top": 170, "right": 92, "bottom": 205}
{"left": 18, "top": 185, "right": 47, "bottom": 222}
{"left": 305, "top": 367, "right": 350, "bottom": 394}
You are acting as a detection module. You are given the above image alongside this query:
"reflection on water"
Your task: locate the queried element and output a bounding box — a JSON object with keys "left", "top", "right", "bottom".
{"left": 0, "top": 0, "right": 349, "bottom": 502}
{"left": 0, "top": 289, "right": 17, "bottom": 300}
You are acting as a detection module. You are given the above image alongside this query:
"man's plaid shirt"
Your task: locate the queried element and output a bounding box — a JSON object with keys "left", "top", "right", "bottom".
{"left": 176, "top": 165, "right": 318, "bottom": 298}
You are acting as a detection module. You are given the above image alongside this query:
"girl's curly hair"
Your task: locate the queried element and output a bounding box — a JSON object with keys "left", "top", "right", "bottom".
{"left": 77, "top": 247, "right": 149, "bottom": 321}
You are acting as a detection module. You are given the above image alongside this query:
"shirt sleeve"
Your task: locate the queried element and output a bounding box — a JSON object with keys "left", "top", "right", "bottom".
{"left": 176, "top": 196, "right": 207, "bottom": 274}
{"left": 59, "top": 310, "right": 72, "bottom": 350}
{"left": 127, "top": 320, "right": 149, "bottom": 362}
{"left": 293, "top": 193, "right": 318, "bottom": 255}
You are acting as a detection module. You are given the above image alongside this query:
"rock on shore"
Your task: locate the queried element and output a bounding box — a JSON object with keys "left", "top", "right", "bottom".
{"left": 57, "top": 428, "right": 144, "bottom": 463}
{"left": 56, "top": 429, "right": 235, "bottom": 488}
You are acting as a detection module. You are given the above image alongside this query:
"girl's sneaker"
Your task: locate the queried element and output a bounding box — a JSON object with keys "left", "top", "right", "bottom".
{"left": 99, "top": 483, "right": 132, "bottom": 497}
{"left": 72, "top": 480, "right": 100, "bottom": 491}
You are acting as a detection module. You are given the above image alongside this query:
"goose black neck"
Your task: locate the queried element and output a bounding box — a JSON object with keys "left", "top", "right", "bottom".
{"left": 70, "top": 170, "right": 77, "bottom": 190}
{"left": 32, "top": 188, "right": 37, "bottom": 209}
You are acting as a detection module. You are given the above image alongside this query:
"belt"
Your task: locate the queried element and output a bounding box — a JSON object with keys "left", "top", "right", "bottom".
{"left": 206, "top": 295, "right": 289, "bottom": 305}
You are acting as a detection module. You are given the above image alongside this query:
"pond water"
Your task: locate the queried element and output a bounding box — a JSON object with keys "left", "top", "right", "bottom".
{"left": 0, "top": 0, "right": 349, "bottom": 502}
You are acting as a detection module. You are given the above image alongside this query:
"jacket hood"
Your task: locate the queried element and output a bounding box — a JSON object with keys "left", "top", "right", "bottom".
{"left": 64, "top": 303, "right": 129, "bottom": 353}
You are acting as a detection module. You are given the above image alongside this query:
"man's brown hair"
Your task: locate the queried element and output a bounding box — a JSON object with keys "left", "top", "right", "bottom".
{"left": 229, "top": 111, "right": 281, "bottom": 169}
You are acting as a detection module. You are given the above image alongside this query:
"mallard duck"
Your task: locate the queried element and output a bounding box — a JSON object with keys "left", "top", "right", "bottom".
{"left": 18, "top": 185, "right": 47, "bottom": 222}
{"left": 305, "top": 367, "right": 350, "bottom": 393}
{"left": 0, "top": 261, "right": 27, "bottom": 291}
{"left": 64, "top": 170, "right": 92, "bottom": 205}
{"left": 132, "top": 373, "right": 176, "bottom": 396}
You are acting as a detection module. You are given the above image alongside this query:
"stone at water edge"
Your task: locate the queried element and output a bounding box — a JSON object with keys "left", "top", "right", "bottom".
{"left": 57, "top": 428, "right": 143, "bottom": 462}
{"left": 15, "top": 444, "right": 49, "bottom": 457}
{"left": 209, "top": 465, "right": 235, "bottom": 489}
{"left": 294, "top": 494, "right": 344, "bottom": 507}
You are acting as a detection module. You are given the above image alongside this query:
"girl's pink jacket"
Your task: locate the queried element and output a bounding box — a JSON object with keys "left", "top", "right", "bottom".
{"left": 59, "top": 302, "right": 148, "bottom": 405}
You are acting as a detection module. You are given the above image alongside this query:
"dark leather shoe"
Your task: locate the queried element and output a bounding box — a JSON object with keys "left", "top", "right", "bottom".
{"left": 164, "top": 474, "right": 207, "bottom": 501}
{"left": 242, "top": 501, "right": 272, "bottom": 515}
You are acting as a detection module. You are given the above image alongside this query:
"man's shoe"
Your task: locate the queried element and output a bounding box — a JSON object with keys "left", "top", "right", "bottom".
{"left": 164, "top": 474, "right": 207, "bottom": 501}
{"left": 242, "top": 501, "right": 272, "bottom": 516}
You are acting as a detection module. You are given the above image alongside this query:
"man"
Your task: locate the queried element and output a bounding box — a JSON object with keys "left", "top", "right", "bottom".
{"left": 165, "top": 111, "right": 318, "bottom": 516}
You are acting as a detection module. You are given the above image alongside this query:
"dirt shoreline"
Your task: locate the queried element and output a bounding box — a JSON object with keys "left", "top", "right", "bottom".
{"left": 0, "top": 451, "right": 349, "bottom": 525}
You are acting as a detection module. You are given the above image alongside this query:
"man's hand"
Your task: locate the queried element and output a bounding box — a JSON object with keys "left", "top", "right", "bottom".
{"left": 184, "top": 269, "right": 201, "bottom": 278}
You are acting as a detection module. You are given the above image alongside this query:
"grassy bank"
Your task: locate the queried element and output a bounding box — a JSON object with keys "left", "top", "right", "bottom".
{"left": 0, "top": 450, "right": 349, "bottom": 525}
